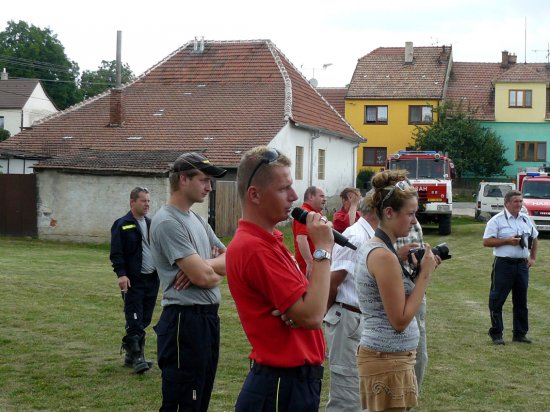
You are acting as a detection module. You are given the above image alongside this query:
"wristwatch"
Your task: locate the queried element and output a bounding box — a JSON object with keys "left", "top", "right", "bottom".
{"left": 312, "top": 249, "right": 331, "bottom": 262}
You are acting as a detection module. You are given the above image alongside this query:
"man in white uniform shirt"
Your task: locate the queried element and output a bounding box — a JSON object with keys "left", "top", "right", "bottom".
{"left": 483, "top": 190, "right": 538, "bottom": 345}
{"left": 324, "top": 195, "right": 378, "bottom": 412}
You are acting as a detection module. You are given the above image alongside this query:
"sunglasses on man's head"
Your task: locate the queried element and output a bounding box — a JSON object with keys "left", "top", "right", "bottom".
{"left": 246, "top": 148, "right": 281, "bottom": 189}
{"left": 380, "top": 180, "right": 411, "bottom": 210}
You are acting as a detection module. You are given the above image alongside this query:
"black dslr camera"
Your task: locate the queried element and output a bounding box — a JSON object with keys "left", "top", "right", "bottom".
{"left": 517, "top": 233, "right": 534, "bottom": 250}
{"left": 408, "top": 243, "right": 452, "bottom": 281}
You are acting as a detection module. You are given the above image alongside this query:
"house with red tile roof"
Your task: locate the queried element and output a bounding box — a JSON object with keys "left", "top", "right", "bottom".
{"left": 316, "top": 87, "right": 348, "bottom": 118}
{"left": 0, "top": 39, "right": 364, "bottom": 241}
{"left": 346, "top": 42, "right": 452, "bottom": 172}
{"left": 344, "top": 42, "right": 548, "bottom": 178}
{"left": 446, "top": 51, "right": 550, "bottom": 176}
{"left": 0, "top": 72, "right": 57, "bottom": 168}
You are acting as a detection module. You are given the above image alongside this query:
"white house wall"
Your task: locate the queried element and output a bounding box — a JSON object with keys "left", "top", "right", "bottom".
{"left": 0, "top": 108, "right": 22, "bottom": 137}
{"left": 23, "top": 84, "right": 58, "bottom": 127}
{"left": 271, "top": 123, "right": 358, "bottom": 199}
{"left": 36, "top": 171, "right": 209, "bottom": 243}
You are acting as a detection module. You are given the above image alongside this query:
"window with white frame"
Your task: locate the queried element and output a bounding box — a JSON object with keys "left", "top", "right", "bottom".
{"left": 318, "top": 149, "right": 325, "bottom": 180}
{"left": 295, "top": 146, "right": 304, "bottom": 180}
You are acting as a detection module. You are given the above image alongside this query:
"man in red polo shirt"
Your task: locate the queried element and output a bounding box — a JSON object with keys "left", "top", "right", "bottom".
{"left": 292, "top": 186, "right": 327, "bottom": 276}
{"left": 332, "top": 187, "right": 361, "bottom": 233}
{"left": 226, "top": 146, "right": 334, "bottom": 412}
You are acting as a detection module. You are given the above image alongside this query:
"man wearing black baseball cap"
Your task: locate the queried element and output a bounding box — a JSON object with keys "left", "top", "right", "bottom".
{"left": 171, "top": 152, "right": 227, "bottom": 178}
{"left": 150, "top": 152, "right": 227, "bottom": 411}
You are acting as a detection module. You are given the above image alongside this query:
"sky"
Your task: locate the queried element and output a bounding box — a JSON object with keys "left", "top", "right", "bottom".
{"left": 2, "top": 0, "right": 550, "bottom": 87}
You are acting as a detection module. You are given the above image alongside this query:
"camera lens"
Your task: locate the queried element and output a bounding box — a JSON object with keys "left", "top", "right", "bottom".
{"left": 433, "top": 243, "right": 451, "bottom": 260}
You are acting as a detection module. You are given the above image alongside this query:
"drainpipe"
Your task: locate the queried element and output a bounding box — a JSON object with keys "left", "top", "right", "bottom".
{"left": 352, "top": 143, "right": 359, "bottom": 187}
{"left": 309, "top": 130, "right": 320, "bottom": 186}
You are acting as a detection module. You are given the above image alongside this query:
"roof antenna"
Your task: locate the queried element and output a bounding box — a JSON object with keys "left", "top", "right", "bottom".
{"left": 532, "top": 42, "right": 550, "bottom": 66}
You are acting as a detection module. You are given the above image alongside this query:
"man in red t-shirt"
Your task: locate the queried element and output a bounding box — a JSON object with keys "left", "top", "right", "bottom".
{"left": 226, "top": 146, "right": 334, "bottom": 412}
{"left": 292, "top": 186, "right": 327, "bottom": 276}
{"left": 332, "top": 187, "right": 361, "bottom": 233}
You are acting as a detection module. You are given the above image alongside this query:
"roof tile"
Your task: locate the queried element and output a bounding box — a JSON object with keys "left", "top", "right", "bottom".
{"left": 0, "top": 79, "right": 39, "bottom": 109}
{"left": 0, "top": 40, "right": 362, "bottom": 171}
{"left": 348, "top": 46, "right": 452, "bottom": 99}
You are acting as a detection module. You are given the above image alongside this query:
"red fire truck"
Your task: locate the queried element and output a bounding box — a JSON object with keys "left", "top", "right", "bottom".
{"left": 386, "top": 151, "right": 456, "bottom": 235}
{"left": 517, "top": 167, "right": 550, "bottom": 232}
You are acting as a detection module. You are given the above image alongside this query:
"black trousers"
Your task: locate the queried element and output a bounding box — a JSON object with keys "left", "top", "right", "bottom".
{"left": 235, "top": 363, "right": 323, "bottom": 412}
{"left": 154, "top": 304, "right": 220, "bottom": 412}
{"left": 123, "top": 271, "right": 160, "bottom": 337}
{"left": 488, "top": 257, "right": 529, "bottom": 339}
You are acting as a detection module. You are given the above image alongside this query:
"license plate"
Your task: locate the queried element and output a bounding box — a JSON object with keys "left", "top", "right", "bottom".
{"left": 536, "top": 225, "right": 550, "bottom": 231}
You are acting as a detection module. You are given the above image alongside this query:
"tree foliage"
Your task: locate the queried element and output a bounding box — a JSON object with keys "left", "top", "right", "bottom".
{"left": 80, "top": 60, "right": 135, "bottom": 99}
{"left": 0, "top": 20, "right": 81, "bottom": 109}
{"left": 413, "top": 101, "right": 510, "bottom": 178}
{"left": 0, "top": 128, "right": 10, "bottom": 142}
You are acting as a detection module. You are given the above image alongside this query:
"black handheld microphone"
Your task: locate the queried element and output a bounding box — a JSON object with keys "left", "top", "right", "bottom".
{"left": 291, "top": 207, "right": 357, "bottom": 250}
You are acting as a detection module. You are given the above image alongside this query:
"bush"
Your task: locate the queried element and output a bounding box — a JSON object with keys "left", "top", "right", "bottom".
{"left": 356, "top": 169, "right": 375, "bottom": 191}
{"left": 0, "top": 128, "right": 10, "bottom": 142}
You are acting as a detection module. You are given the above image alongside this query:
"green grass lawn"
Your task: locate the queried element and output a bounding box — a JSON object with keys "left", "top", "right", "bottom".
{"left": 1, "top": 218, "right": 549, "bottom": 411}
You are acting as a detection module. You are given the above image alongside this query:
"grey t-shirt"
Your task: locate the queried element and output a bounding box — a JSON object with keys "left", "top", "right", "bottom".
{"left": 150, "top": 204, "right": 225, "bottom": 307}
{"left": 355, "top": 242, "right": 419, "bottom": 352}
{"left": 136, "top": 217, "right": 155, "bottom": 274}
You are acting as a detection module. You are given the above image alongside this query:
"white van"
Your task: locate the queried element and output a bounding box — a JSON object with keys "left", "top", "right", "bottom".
{"left": 475, "top": 182, "right": 516, "bottom": 219}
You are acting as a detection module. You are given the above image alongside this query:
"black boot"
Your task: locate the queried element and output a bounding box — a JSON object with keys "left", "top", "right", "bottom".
{"left": 140, "top": 335, "right": 153, "bottom": 370}
{"left": 120, "top": 336, "right": 133, "bottom": 368}
{"left": 123, "top": 335, "right": 149, "bottom": 374}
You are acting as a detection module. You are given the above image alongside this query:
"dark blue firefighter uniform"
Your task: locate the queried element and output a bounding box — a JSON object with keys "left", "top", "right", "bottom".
{"left": 110, "top": 211, "right": 160, "bottom": 338}
{"left": 154, "top": 304, "right": 220, "bottom": 412}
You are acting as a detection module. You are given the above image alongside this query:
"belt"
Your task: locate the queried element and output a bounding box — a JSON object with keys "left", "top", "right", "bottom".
{"left": 496, "top": 257, "right": 528, "bottom": 264}
{"left": 336, "top": 302, "right": 361, "bottom": 314}
{"left": 141, "top": 270, "right": 157, "bottom": 276}
{"left": 251, "top": 362, "right": 324, "bottom": 380}
{"left": 165, "top": 304, "right": 219, "bottom": 314}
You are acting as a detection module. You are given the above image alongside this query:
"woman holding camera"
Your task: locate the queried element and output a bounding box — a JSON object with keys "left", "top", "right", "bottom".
{"left": 354, "top": 170, "right": 438, "bottom": 412}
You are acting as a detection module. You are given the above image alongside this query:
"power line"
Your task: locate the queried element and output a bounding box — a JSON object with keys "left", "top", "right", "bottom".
{"left": 0, "top": 54, "right": 73, "bottom": 71}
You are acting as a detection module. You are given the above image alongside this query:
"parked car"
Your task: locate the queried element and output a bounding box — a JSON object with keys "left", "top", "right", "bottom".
{"left": 474, "top": 182, "right": 516, "bottom": 220}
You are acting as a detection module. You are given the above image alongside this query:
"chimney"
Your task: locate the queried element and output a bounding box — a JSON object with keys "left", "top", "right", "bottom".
{"left": 508, "top": 53, "right": 517, "bottom": 65}
{"left": 109, "top": 88, "right": 124, "bottom": 127}
{"left": 1, "top": 68, "right": 7, "bottom": 80}
{"left": 405, "top": 42, "right": 414, "bottom": 64}
{"left": 501, "top": 50, "right": 509, "bottom": 67}
{"left": 193, "top": 36, "right": 205, "bottom": 53}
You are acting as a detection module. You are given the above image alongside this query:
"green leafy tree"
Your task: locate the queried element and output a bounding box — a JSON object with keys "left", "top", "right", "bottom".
{"left": 356, "top": 169, "right": 375, "bottom": 190}
{"left": 0, "top": 20, "right": 81, "bottom": 109}
{"left": 0, "top": 128, "right": 10, "bottom": 142}
{"left": 413, "top": 101, "right": 510, "bottom": 178}
{"left": 80, "top": 60, "right": 135, "bottom": 99}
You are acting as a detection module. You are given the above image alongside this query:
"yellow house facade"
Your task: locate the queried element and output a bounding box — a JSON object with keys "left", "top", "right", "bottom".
{"left": 495, "top": 82, "right": 548, "bottom": 122}
{"left": 346, "top": 42, "right": 452, "bottom": 174}
{"left": 346, "top": 98, "right": 441, "bottom": 172}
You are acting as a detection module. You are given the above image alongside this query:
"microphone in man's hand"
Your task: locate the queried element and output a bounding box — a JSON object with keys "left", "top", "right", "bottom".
{"left": 291, "top": 207, "right": 357, "bottom": 250}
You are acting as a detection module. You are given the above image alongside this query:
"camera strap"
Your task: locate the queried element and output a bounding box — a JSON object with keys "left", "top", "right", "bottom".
{"left": 374, "top": 228, "right": 412, "bottom": 280}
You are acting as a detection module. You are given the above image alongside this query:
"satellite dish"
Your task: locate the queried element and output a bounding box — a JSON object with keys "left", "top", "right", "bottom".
{"left": 309, "top": 78, "right": 318, "bottom": 87}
